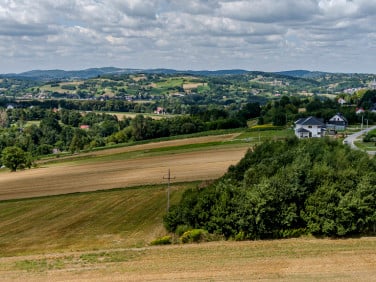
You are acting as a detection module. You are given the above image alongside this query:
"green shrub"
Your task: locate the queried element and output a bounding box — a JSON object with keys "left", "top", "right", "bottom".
{"left": 234, "top": 231, "right": 246, "bottom": 241}
{"left": 180, "top": 229, "right": 209, "bottom": 244}
{"left": 363, "top": 129, "right": 376, "bottom": 142}
{"left": 176, "top": 225, "right": 190, "bottom": 236}
{"left": 150, "top": 235, "right": 172, "bottom": 246}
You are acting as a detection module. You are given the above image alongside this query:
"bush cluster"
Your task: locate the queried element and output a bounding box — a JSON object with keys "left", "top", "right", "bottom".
{"left": 179, "top": 229, "right": 209, "bottom": 244}
{"left": 150, "top": 235, "right": 172, "bottom": 246}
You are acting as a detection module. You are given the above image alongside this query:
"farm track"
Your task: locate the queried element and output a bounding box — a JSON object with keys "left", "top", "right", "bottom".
{"left": 0, "top": 134, "right": 248, "bottom": 200}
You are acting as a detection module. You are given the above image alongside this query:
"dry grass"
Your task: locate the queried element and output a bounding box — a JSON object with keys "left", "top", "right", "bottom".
{"left": 183, "top": 82, "right": 207, "bottom": 91}
{"left": 1, "top": 238, "right": 375, "bottom": 281}
{"left": 108, "top": 112, "right": 171, "bottom": 120}
{"left": 0, "top": 134, "right": 245, "bottom": 200}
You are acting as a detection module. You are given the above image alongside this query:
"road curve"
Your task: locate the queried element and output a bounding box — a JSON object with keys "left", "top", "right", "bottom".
{"left": 343, "top": 125, "right": 376, "bottom": 155}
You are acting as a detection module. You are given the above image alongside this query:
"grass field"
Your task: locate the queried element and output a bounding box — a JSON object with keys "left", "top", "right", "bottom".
{"left": 1, "top": 238, "right": 375, "bottom": 281}
{"left": 104, "top": 111, "right": 174, "bottom": 120}
{"left": 0, "top": 182, "right": 196, "bottom": 256}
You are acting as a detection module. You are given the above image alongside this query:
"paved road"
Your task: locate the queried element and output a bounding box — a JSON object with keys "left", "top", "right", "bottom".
{"left": 343, "top": 125, "right": 376, "bottom": 155}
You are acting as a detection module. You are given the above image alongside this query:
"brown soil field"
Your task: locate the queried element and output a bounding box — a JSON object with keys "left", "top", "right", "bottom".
{"left": 1, "top": 238, "right": 375, "bottom": 281}
{"left": 0, "top": 134, "right": 247, "bottom": 200}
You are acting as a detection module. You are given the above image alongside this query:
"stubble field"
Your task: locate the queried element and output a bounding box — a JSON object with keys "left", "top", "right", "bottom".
{"left": 0, "top": 134, "right": 247, "bottom": 200}
{"left": 1, "top": 238, "right": 376, "bottom": 281}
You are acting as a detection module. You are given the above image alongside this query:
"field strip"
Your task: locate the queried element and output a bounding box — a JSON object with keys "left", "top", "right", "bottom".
{"left": 38, "top": 133, "right": 241, "bottom": 163}
{"left": 1, "top": 238, "right": 375, "bottom": 281}
{"left": 0, "top": 145, "right": 248, "bottom": 200}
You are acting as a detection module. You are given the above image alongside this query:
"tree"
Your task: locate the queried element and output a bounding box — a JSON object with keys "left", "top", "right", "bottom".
{"left": 165, "top": 138, "right": 376, "bottom": 239}
{"left": 69, "top": 128, "right": 88, "bottom": 153}
{"left": 0, "top": 109, "right": 8, "bottom": 127}
{"left": 1, "top": 146, "right": 30, "bottom": 171}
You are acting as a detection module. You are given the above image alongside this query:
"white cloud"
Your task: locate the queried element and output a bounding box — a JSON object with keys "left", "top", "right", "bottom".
{"left": 0, "top": 0, "right": 375, "bottom": 73}
{"left": 219, "top": 0, "right": 318, "bottom": 23}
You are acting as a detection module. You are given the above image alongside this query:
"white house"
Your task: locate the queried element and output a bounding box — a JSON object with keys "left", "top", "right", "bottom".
{"left": 369, "top": 79, "right": 376, "bottom": 90}
{"left": 294, "top": 116, "right": 326, "bottom": 138}
{"left": 326, "top": 113, "right": 348, "bottom": 131}
{"left": 338, "top": 98, "right": 347, "bottom": 105}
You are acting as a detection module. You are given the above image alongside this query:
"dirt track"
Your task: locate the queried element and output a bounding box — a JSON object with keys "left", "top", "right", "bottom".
{"left": 0, "top": 135, "right": 248, "bottom": 200}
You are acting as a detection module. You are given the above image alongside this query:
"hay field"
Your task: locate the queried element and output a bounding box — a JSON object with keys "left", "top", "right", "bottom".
{"left": 0, "top": 134, "right": 248, "bottom": 200}
{"left": 108, "top": 111, "right": 172, "bottom": 120}
{"left": 1, "top": 238, "right": 375, "bottom": 281}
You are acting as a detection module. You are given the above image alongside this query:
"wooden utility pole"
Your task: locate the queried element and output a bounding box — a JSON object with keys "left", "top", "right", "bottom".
{"left": 163, "top": 169, "right": 175, "bottom": 211}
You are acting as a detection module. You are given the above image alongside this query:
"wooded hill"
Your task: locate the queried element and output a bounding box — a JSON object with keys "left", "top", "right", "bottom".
{"left": 164, "top": 137, "right": 376, "bottom": 239}
{"left": 1, "top": 69, "right": 376, "bottom": 103}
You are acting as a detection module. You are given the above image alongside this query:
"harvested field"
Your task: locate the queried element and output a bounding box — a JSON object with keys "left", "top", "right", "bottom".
{"left": 1, "top": 238, "right": 375, "bottom": 281}
{"left": 183, "top": 82, "right": 207, "bottom": 91}
{"left": 0, "top": 134, "right": 247, "bottom": 200}
{"left": 109, "top": 112, "right": 168, "bottom": 120}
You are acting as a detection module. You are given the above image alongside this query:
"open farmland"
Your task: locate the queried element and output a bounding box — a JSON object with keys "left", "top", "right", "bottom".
{"left": 0, "top": 134, "right": 248, "bottom": 200}
{"left": 1, "top": 238, "right": 375, "bottom": 281}
{"left": 1, "top": 132, "right": 376, "bottom": 281}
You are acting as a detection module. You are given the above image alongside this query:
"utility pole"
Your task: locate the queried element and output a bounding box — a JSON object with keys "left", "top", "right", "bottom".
{"left": 163, "top": 169, "right": 175, "bottom": 212}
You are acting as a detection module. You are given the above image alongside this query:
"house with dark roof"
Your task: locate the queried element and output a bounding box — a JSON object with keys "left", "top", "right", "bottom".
{"left": 294, "top": 116, "right": 326, "bottom": 138}
{"left": 326, "top": 113, "right": 348, "bottom": 131}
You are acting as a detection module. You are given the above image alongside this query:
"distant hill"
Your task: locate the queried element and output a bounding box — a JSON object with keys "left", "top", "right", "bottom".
{"left": 1, "top": 68, "right": 250, "bottom": 81}
{"left": 276, "top": 70, "right": 328, "bottom": 79}
{"left": 3, "top": 67, "right": 374, "bottom": 82}
{"left": 2, "top": 67, "right": 133, "bottom": 81}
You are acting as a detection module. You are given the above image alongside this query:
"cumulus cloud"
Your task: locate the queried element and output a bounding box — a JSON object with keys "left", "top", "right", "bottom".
{"left": 219, "top": 0, "right": 318, "bottom": 23}
{"left": 0, "top": 0, "right": 375, "bottom": 73}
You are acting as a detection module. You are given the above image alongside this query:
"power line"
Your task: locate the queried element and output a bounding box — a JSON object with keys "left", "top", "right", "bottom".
{"left": 163, "top": 169, "right": 175, "bottom": 212}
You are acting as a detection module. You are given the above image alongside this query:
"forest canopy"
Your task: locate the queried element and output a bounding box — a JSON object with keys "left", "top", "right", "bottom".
{"left": 164, "top": 138, "right": 376, "bottom": 239}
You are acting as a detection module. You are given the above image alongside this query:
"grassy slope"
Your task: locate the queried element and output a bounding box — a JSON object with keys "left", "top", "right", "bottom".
{"left": 0, "top": 182, "right": 196, "bottom": 256}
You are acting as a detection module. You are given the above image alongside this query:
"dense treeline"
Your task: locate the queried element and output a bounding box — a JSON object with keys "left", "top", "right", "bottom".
{"left": 0, "top": 98, "right": 149, "bottom": 113}
{"left": 164, "top": 138, "right": 376, "bottom": 239}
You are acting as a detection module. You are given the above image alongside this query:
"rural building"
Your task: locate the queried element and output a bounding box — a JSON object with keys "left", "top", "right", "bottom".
{"left": 326, "top": 113, "right": 348, "bottom": 131}
{"left": 369, "top": 79, "right": 376, "bottom": 90}
{"left": 338, "top": 98, "right": 347, "bottom": 105}
{"left": 80, "top": 125, "right": 90, "bottom": 130}
{"left": 371, "top": 103, "right": 376, "bottom": 113}
{"left": 154, "top": 107, "right": 166, "bottom": 115}
{"left": 294, "top": 116, "right": 326, "bottom": 138}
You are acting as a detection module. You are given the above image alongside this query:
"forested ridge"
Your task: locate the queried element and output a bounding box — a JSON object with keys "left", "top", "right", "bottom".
{"left": 164, "top": 138, "right": 376, "bottom": 239}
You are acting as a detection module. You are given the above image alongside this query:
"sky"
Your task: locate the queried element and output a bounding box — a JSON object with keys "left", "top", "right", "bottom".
{"left": 0, "top": 0, "right": 375, "bottom": 74}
